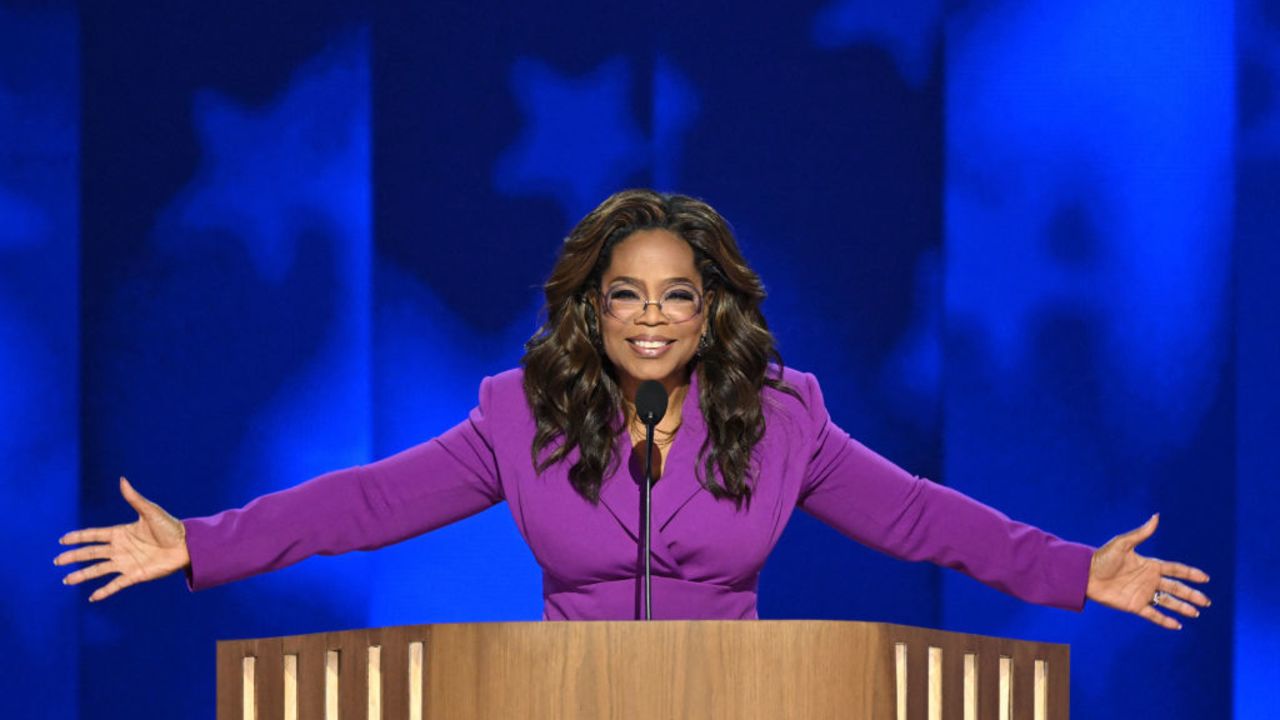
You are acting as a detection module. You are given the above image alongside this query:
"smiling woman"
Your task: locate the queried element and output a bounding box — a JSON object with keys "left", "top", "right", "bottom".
{"left": 56, "top": 188, "right": 1210, "bottom": 628}
{"left": 522, "top": 191, "right": 797, "bottom": 506}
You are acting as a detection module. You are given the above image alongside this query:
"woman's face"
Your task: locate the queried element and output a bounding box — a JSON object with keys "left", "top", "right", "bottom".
{"left": 597, "top": 229, "right": 709, "bottom": 397}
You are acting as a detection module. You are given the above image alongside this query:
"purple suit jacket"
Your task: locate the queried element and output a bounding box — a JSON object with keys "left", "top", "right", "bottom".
{"left": 184, "top": 367, "right": 1093, "bottom": 620}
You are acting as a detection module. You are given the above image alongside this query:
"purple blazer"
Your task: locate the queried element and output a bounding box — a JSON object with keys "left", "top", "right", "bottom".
{"left": 183, "top": 367, "right": 1093, "bottom": 620}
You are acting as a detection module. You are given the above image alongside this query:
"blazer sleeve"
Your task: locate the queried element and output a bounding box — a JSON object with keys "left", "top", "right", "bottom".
{"left": 793, "top": 372, "right": 1094, "bottom": 611}
{"left": 182, "top": 375, "right": 506, "bottom": 591}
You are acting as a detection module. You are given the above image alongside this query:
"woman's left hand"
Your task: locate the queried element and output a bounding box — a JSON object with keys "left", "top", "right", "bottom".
{"left": 1086, "top": 513, "right": 1210, "bottom": 629}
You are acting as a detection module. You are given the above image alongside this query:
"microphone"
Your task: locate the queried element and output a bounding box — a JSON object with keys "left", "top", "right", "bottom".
{"left": 634, "top": 380, "right": 668, "bottom": 621}
{"left": 635, "top": 380, "right": 669, "bottom": 428}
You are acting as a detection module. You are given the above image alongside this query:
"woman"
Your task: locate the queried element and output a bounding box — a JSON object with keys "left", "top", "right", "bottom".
{"left": 56, "top": 189, "right": 1209, "bottom": 627}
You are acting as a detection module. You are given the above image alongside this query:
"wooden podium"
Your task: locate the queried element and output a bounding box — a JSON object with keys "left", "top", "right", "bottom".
{"left": 217, "top": 620, "right": 1069, "bottom": 719}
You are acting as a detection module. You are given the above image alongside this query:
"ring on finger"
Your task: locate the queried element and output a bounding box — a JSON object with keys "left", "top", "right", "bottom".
{"left": 1151, "top": 591, "right": 1164, "bottom": 607}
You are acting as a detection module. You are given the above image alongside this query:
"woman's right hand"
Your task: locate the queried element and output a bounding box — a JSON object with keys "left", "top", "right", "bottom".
{"left": 54, "top": 477, "right": 191, "bottom": 602}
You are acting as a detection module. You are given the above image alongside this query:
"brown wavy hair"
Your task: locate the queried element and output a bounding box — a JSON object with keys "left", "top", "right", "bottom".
{"left": 521, "top": 189, "right": 798, "bottom": 506}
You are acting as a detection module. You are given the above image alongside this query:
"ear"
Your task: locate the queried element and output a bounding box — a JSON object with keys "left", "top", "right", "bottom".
{"left": 696, "top": 294, "right": 713, "bottom": 345}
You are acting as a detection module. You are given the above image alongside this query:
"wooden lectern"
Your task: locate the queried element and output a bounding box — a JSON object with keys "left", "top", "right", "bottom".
{"left": 217, "top": 621, "right": 1069, "bottom": 719}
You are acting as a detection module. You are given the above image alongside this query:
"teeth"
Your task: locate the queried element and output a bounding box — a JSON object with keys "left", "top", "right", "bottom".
{"left": 632, "top": 340, "right": 670, "bottom": 349}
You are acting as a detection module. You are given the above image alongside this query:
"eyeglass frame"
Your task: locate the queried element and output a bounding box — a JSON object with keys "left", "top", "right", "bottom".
{"left": 594, "top": 283, "right": 707, "bottom": 324}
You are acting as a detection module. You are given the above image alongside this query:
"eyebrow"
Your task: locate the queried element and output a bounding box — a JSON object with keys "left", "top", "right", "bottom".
{"left": 607, "top": 275, "right": 698, "bottom": 287}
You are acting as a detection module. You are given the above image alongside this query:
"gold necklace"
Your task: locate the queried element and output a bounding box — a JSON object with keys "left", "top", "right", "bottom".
{"left": 628, "top": 420, "right": 682, "bottom": 447}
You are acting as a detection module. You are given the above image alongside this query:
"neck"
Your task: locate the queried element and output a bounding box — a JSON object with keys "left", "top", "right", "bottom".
{"left": 621, "top": 374, "right": 691, "bottom": 433}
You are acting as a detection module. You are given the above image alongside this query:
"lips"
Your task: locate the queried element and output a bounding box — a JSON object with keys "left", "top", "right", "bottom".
{"left": 626, "top": 335, "right": 676, "bottom": 357}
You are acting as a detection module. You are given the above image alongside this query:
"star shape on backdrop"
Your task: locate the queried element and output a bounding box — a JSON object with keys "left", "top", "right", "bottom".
{"left": 811, "top": 0, "right": 946, "bottom": 87}
{"left": 157, "top": 32, "right": 370, "bottom": 283}
{"left": 493, "top": 55, "right": 699, "bottom": 221}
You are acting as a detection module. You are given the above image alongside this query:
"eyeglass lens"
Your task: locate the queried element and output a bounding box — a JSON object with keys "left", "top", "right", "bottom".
{"left": 604, "top": 285, "right": 701, "bottom": 322}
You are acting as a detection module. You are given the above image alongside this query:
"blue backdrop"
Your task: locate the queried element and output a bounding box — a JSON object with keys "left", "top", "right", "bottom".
{"left": 2, "top": 0, "right": 1274, "bottom": 717}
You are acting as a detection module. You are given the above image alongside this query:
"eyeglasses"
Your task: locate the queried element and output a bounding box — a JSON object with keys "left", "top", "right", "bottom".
{"left": 600, "top": 284, "right": 704, "bottom": 323}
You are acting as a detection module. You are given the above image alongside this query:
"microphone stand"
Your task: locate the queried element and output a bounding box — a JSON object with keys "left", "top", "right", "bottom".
{"left": 634, "top": 379, "right": 667, "bottom": 622}
{"left": 642, "top": 415, "right": 656, "bottom": 621}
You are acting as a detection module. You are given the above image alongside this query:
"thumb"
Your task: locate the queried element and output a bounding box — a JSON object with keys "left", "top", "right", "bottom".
{"left": 119, "top": 476, "right": 159, "bottom": 519}
{"left": 1120, "top": 513, "right": 1159, "bottom": 550}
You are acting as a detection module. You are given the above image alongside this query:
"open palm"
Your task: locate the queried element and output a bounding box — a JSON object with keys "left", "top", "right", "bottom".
{"left": 1086, "top": 514, "right": 1210, "bottom": 630}
{"left": 54, "top": 477, "right": 190, "bottom": 602}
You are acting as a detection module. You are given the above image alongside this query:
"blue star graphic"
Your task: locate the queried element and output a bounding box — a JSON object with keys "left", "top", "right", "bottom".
{"left": 812, "top": 0, "right": 945, "bottom": 87}
{"left": 493, "top": 56, "right": 650, "bottom": 220}
{"left": 157, "top": 31, "right": 370, "bottom": 282}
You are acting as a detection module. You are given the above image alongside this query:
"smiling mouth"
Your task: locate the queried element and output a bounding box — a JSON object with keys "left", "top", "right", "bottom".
{"left": 626, "top": 338, "right": 677, "bottom": 357}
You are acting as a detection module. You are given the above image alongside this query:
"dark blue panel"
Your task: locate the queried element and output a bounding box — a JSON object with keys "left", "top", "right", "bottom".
{"left": 1236, "top": 0, "right": 1280, "bottom": 713}
{"left": 0, "top": 4, "right": 78, "bottom": 719}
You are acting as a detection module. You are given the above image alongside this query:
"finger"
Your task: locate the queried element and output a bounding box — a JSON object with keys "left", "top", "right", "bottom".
{"left": 1160, "top": 577, "right": 1211, "bottom": 608}
{"left": 62, "top": 560, "right": 119, "bottom": 587}
{"left": 1137, "top": 604, "right": 1182, "bottom": 630}
{"left": 119, "top": 476, "right": 156, "bottom": 516}
{"left": 89, "top": 573, "right": 138, "bottom": 603}
{"left": 1159, "top": 559, "right": 1210, "bottom": 585}
{"left": 59, "top": 527, "right": 114, "bottom": 546}
{"left": 121, "top": 477, "right": 175, "bottom": 531}
{"left": 53, "top": 544, "right": 111, "bottom": 567}
{"left": 1120, "top": 513, "right": 1160, "bottom": 550}
{"left": 1153, "top": 591, "right": 1201, "bottom": 619}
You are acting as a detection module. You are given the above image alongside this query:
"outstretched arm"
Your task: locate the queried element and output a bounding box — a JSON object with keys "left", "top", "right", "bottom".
{"left": 793, "top": 370, "right": 1212, "bottom": 626}
{"left": 56, "top": 373, "right": 510, "bottom": 600}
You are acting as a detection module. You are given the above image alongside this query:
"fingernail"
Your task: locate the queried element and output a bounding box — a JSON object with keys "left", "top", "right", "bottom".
{"left": 61, "top": 578, "right": 68, "bottom": 585}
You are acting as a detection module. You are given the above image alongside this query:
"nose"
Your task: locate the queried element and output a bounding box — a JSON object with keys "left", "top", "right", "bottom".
{"left": 636, "top": 301, "right": 667, "bottom": 325}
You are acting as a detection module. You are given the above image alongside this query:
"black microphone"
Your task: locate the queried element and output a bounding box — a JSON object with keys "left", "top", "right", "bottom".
{"left": 635, "top": 380, "right": 668, "bottom": 621}
{"left": 635, "top": 380, "right": 669, "bottom": 429}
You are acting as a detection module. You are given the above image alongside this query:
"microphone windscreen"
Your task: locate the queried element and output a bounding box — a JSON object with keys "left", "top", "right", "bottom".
{"left": 635, "top": 380, "right": 669, "bottom": 426}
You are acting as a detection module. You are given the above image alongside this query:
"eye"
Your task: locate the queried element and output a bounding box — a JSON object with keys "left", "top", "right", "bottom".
{"left": 608, "top": 288, "right": 642, "bottom": 301}
{"left": 662, "top": 288, "right": 697, "bottom": 302}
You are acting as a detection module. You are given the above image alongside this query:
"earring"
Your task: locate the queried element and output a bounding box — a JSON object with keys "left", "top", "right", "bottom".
{"left": 696, "top": 332, "right": 712, "bottom": 356}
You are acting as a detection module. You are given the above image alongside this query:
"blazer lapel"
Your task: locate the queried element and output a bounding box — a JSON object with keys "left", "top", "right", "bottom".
{"left": 597, "top": 433, "right": 683, "bottom": 575}
{"left": 652, "top": 370, "right": 707, "bottom": 533}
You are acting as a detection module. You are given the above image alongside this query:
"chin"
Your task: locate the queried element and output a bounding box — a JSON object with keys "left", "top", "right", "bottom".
{"left": 610, "top": 354, "right": 693, "bottom": 388}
